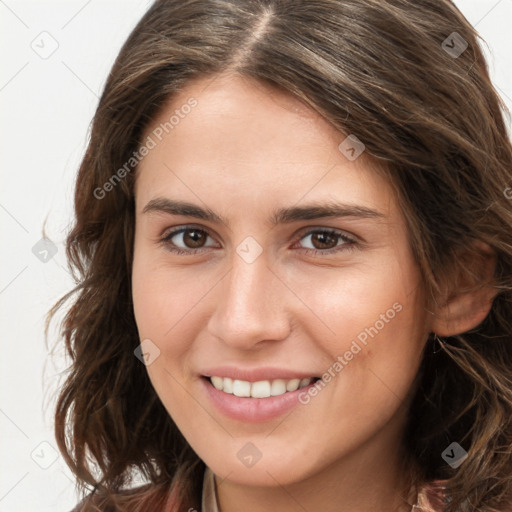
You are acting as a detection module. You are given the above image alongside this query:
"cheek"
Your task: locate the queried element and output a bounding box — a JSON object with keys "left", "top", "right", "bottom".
{"left": 294, "top": 255, "right": 427, "bottom": 392}
{"left": 131, "top": 250, "right": 201, "bottom": 414}
{"left": 290, "top": 257, "right": 420, "bottom": 342}
{"left": 295, "top": 273, "right": 426, "bottom": 459}
{"left": 132, "top": 240, "right": 193, "bottom": 338}
{"left": 131, "top": 244, "right": 217, "bottom": 375}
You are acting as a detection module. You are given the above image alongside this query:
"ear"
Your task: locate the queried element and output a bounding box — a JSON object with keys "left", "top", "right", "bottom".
{"left": 431, "top": 240, "right": 499, "bottom": 337}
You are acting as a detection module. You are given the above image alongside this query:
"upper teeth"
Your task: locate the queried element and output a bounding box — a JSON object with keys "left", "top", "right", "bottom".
{"left": 209, "top": 376, "right": 314, "bottom": 398}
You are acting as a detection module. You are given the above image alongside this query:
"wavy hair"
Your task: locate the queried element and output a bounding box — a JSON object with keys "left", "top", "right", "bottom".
{"left": 47, "top": 0, "right": 512, "bottom": 510}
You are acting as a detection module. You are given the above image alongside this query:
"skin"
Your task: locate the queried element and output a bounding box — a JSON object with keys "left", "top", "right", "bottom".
{"left": 131, "top": 72, "right": 496, "bottom": 512}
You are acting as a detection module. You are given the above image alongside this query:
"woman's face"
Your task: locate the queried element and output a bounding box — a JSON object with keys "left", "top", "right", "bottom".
{"left": 132, "top": 73, "right": 432, "bottom": 488}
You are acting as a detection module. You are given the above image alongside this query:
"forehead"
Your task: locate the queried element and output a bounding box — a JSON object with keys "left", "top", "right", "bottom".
{"left": 135, "top": 73, "right": 396, "bottom": 220}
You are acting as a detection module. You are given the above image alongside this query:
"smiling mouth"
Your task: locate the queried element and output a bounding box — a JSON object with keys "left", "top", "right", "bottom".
{"left": 204, "top": 375, "right": 321, "bottom": 398}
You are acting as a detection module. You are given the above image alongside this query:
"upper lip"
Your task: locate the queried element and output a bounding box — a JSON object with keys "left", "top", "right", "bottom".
{"left": 201, "top": 366, "right": 320, "bottom": 382}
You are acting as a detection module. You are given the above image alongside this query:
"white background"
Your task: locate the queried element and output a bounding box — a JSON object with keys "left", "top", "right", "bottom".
{"left": 1, "top": 1, "right": 511, "bottom": 511}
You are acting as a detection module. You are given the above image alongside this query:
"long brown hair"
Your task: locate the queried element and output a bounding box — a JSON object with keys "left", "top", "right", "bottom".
{"left": 47, "top": 1, "right": 512, "bottom": 510}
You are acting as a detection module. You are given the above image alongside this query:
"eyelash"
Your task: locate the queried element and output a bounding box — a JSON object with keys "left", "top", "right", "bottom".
{"left": 159, "top": 225, "right": 359, "bottom": 256}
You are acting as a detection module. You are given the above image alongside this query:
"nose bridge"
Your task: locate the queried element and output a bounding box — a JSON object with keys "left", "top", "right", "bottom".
{"left": 207, "top": 246, "right": 289, "bottom": 348}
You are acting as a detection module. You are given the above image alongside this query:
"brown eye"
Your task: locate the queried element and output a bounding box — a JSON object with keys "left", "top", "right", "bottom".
{"left": 297, "top": 229, "right": 357, "bottom": 255}
{"left": 161, "top": 227, "right": 217, "bottom": 254}
{"left": 309, "top": 231, "right": 339, "bottom": 250}
{"left": 181, "top": 229, "right": 208, "bottom": 248}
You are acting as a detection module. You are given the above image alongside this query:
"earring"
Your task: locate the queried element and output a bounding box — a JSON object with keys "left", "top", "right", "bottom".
{"left": 432, "top": 332, "right": 445, "bottom": 353}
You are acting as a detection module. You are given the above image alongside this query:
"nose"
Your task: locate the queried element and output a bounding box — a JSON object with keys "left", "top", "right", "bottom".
{"left": 206, "top": 247, "right": 291, "bottom": 351}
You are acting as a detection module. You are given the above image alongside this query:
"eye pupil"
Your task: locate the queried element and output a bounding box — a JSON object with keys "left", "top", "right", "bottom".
{"left": 312, "top": 232, "right": 338, "bottom": 250}
{"left": 184, "top": 229, "right": 206, "bottom": 248}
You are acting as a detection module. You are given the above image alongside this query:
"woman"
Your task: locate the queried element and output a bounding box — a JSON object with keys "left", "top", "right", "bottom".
{"left": 48, "top": 0, "right": 512, "bottom": 511}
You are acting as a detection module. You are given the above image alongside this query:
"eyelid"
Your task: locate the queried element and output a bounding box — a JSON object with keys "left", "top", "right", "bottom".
{"left": 293, "top": 225, "right": 358, "bottom": 242}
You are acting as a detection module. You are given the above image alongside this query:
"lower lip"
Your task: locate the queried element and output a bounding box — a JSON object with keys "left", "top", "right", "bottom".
{"left": 201, "top": 377, "right": 318, "bottom": 423}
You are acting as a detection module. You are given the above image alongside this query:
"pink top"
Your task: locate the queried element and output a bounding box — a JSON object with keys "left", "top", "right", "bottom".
{"left": 69, "top": 468, "right": 446, "bottom": 511}
{"left": 414, "top": 481, "right": 447, "bottom": 511}
{"left": 201, "top": 466, "right": 220, "bottom": 512}
{"left": 201, "top": 467, "right": 446, "bottom": 512}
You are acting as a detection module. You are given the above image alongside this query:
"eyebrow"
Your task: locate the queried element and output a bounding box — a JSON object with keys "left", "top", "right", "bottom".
{"left": 141, "top": 197, "right": 385, "bottom": 227}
